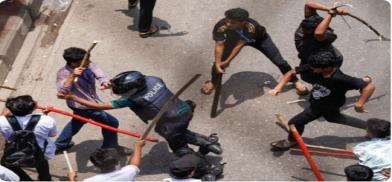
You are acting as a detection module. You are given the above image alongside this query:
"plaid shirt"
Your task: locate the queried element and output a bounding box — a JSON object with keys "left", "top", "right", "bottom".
{"left": 353, "top": 138, "right": 392, "bottom": 181}
{"left": 56, "top": 63, "right": 109, "bottom": 109}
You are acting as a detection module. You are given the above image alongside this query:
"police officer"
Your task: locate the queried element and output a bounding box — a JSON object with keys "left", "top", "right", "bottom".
{"left": 201, "top": 8, "right": 307, "bottom": 95}
{"left": 59, "top": 71, "right": 222, "bottom": 156}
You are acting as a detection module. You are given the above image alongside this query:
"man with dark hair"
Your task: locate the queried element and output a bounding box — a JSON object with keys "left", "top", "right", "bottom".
{"left": 268, "top": 50, "right": 376, "bottom": 150}
{"left": 165, "top": 154, "right": 201, "bottom": 182}
{"left": 0, "top": 95, "right": 57, "bottom": 181}
{"left": 55, "top": 47, "right": 132, "bottom": 155}
{"left": 352, "top": 118, "right": 391, "bottom": 181}
{"left": 68, "top": 140, "right": 146, "bottom": 181}
{"left": 128, "top": 0, "right": 159, "bottom": 38}
{"left": 201, "top": 8, "right": 307, "bottom": 95}
{"left": 295, "top": 2, "right": 348, "bottom": 83}
{"left": 58, "top": 71, "right": 222, "bottom": 157}
{"left": 344, "top": 164, "right": 374, "bottom": 181}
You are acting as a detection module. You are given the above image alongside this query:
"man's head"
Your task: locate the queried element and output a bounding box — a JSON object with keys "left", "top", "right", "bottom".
{"left": 169, "top": 154, "right": 200, "bottom": 179}
{"left": 63, "top": 47, "right": 90, "bottom": 68}
{"left": 345, "top": 164, "right": 373, "bottom": 181}
{"left": 6, "top": 95, "right": 37, "bottom": 116}
{"left": 366, "top": 118, "right": 390, "bottom": 138}
{"left": 224, "top": 8, "right": 249, "bottom": 30}
{"left": 308, "top": 51, "right": 337, "bottom": 74}
{"left": 301, "top": 15, "right": 324, "bottom": 34}
{"left": 90, "top": 148, "right": 119, "bottom": 172}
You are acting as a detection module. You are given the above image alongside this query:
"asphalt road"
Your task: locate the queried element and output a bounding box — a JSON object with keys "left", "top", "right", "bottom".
{"left": 2, "top": 0, "right": 390, "bottom": 180}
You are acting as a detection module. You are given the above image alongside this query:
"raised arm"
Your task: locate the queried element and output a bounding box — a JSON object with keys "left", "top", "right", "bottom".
{"left": 129, "top": 140, "right": 146, "bottom": 167}
{"left": 304, "top": 2, "right": 332, "bottom": 17}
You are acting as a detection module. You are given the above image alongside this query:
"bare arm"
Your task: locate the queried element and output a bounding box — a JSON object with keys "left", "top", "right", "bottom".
{"left": 314, "top": 14, "right": 334, "bottom": 41}
{"left": 214, "top": 41, "right": 225, "bottom": 74}
{"left": 63, "top": 67, "right": 85, "bottom": 89}
{"left": 268, "top": 70, "right": 296, "bottom": 96}
{"left": 355, "top": 82, "right": 376, "bottom": 113}
{"left": 64, "top": 94, "right": 114, "bottom": 110}
{"left": 129, "top": 140, "right": 145, "bottom": 167}
{"left": 221, "top": 40, "right": 246, "bottom": 67}
{"left": 304, "top": 2, "right": 332, "bottom": 17}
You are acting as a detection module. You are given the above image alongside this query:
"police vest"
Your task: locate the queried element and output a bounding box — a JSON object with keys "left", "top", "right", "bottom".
{"left": 128, "top": 76, "right": 187, "bottom": 123}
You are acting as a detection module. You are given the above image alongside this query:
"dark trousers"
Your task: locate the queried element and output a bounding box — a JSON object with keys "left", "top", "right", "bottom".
{"left": 55, "top": 108, "right": 119, "bottom": 148}
{"left": 287, "top": 106, "right": 367, "bottom": 142}
{"left": 211, "top": 33, "right": 298, "bottom": 85}
{"left": 138, "top": 0, "right": 156, "bottom": 33}
{"left": 1, "top": 159, "right": 51, "bottom": 181}
{"left": 155, "top": 111, "right": 193, "bottom": 152}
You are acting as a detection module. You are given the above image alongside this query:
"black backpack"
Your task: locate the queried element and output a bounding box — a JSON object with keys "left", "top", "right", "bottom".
{"left": 2, "top": 115, "right": 47, "bottom": 168}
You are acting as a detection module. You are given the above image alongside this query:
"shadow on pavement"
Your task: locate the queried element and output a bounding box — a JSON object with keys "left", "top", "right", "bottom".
{"left": 66, "top": 140, "right": 128, "bottom": 174}
{"left": 214, "top": 71, "right": 278, "bottom": 117}
{"left": 115, "top": 8, "right": 188, "bottom": 38}
{"left": 139, "top": 141, "right": 173, "bottom": 175}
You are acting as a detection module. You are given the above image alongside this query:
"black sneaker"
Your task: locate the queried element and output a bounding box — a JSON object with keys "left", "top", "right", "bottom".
{"left": 116, "top": 146, "right": 133, "bottom": 156}
{"left": 128, "top": 0, "right": 138, "bottom": 9}
{"left": 55, "top": 141, "right": 75, "bottom": 154}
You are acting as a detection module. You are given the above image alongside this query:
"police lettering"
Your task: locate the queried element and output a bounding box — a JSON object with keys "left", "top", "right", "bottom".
{"left": 144, "top": 82, "right": 163, "bottom": 101}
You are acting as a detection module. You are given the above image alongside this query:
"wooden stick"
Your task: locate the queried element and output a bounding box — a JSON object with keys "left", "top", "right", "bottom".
{"left": 286, "top": 99, "right": 306, "bottom": 104}
{"left": 290, "top": 148, "right": 355, "bottom": 158}
{"left": 210, "top": 73, "right": 222, "bottom": 118}
{"left": 141, "top": 74, "right": 201, "bottom": 140}
{"left": 73, "top": 41, "right": 99, "bottom": 83}
{"left": 63, "top": 151, "right": 74, "bottom": 172}
{"left": 307, "top": 144, "right": 353, "bottom": 153}
{"left": 0, "top": 86, "right": 17, "bottom": 91}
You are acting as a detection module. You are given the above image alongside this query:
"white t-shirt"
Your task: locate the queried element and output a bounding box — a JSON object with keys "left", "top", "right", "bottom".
{"left": 0, "top": 165, "right": 20, "bottom": 181}
{"left": 0, "top": 114, "right": 57, "bottom": 160}
{"left": 84, "top": 165, "right": 140, "bottom": 181}
{"left": 163, "top": 178, "right": 201, "bottom": 182}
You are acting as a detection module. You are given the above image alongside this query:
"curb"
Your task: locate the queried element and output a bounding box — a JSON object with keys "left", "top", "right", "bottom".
{"left": 0, "top": 0, "right": 43, "bottom": 84}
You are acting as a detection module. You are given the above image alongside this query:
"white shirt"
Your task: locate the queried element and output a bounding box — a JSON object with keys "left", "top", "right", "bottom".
{"left": 353, "top": 138, "right": 392, "bottom": 181}
{"left": 0, "top": 114, "right": 57, "bottom": 160}
{"left": 84, "top": 165, "right": 140, "bottom": 181}
{"left": 163, "top": 178, "right": 201, "bottom": 182}
{"left": 0, "top": 165, "right": 20, "bottom": 181}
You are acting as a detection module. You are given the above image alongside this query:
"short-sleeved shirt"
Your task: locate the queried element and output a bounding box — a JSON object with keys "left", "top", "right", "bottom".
{"left": 83, "top": 165, "right": 140, "bottom": 181}
{"left": 353, "top": 138, "right": 392, "bottom": 181}
{"left": 213, "top": 18, "right": 267, "bottom": 44}
{"left": 0, "top": 165, "right": 20, "bottom": 181}
{"left": 294, "top": 16, "right": 338, "bottom": 64}
{"left": 304, "top": 69, "right": 369, "bottom": 109}
{"left": 0, "top": 114, "right": 57, "bottom": 160}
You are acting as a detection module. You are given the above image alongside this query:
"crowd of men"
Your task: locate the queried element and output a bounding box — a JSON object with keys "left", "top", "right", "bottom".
{"left": 0, "top": 0, "right": 391, "bottom": 181}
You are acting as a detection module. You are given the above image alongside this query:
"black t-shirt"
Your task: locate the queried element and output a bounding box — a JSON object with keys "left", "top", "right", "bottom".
{"left": 306, "top": 69, "right": 369, "bottom": 109}
{"left": 213, "top": 18, "right": 267, "bottom": 44}
{"left": 294, "top": 16, "right": 338, "bottom": 64}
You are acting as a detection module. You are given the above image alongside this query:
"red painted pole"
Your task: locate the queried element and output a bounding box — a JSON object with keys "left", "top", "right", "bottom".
{"left": 0, "top": 99, "right": 158, "bottom": 142}
{"left": 290, "top": 125, "right": 324, "bottom": 181}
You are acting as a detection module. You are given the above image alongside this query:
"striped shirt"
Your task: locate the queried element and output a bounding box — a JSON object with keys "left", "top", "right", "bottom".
{"left": 56, "top": 63, "right": 109, "bottom": 109}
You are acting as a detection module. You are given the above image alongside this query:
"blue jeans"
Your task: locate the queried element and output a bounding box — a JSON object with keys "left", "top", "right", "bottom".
{"left": 55, "top": 108, "right": 119, "bottom": 148}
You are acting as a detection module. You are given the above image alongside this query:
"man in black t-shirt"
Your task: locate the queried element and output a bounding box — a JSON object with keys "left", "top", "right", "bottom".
{"left": 201, "top": 8, "right": 307, "bottom": 95}
{"left": 268, "top": 51, "right": 376, "bottom": 151}
{"left": 295, "top": 2, "right": 349, "bottom": 83}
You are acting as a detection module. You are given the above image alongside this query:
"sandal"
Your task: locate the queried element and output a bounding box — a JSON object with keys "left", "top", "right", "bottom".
{"left": 139, "top": 25, "right": 159, "bottom": 38}
{"left": 270, "top": 139, "right": 297, "bottom": 151}
{"left": 201, "top": 80, "right": 215, "bottom": 95}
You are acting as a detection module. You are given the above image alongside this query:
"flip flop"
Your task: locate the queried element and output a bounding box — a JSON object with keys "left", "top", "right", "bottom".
{"left": 139, "top": 25, "right": 159, "bottom": 38}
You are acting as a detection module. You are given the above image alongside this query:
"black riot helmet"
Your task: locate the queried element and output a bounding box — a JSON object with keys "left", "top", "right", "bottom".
{"left": 301, "top": 15, "right": 324, "bottom": 31}
{"left": 111, "top": 71, "right": 146, "bottom": 95}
